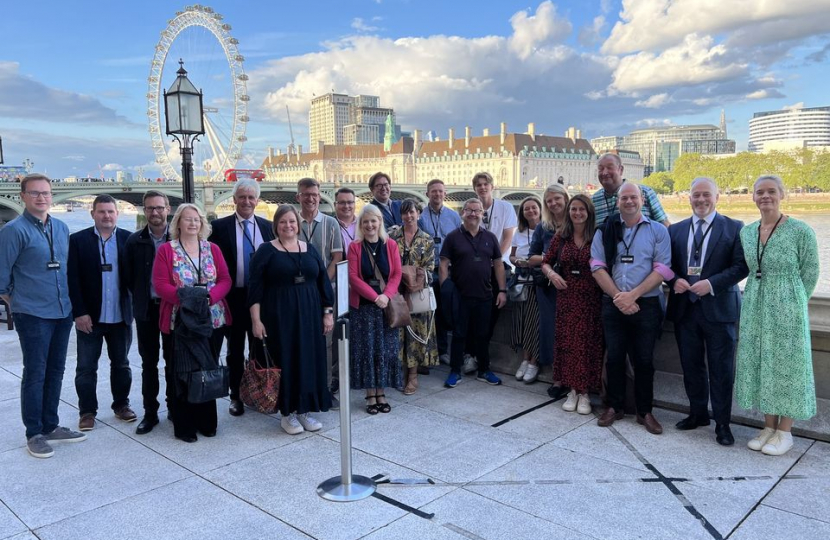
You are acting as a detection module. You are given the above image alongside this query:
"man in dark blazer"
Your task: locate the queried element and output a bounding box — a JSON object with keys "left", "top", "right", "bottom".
{"left": 368, "top": 171, "right": 402, "bottom": 228}
{"left": 68, "top": 195, "right": 134, "bottom": 432}
{"left": 208, "top": 179, "right": 274, "bottom": 416}
{"left": 667, "top": 177, "right": 748, "bottom": 446}
{"left": 124, "top": 190, "right": 171, "bottom": 434}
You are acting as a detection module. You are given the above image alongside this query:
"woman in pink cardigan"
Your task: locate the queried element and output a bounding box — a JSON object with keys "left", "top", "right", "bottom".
{"left": 152, "top": 203, "right": 231, "bottom": 443}
{"left": 348, "top": 204, "right": 402, "bottom": 414}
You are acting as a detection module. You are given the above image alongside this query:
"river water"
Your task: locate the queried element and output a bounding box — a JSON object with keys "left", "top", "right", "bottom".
{"left": 51, "top": 209, "right": 830, "bottom": 295}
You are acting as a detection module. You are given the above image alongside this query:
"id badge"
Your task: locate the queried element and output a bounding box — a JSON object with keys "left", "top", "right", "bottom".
{"left": 101, "top": 263, "right": 113, "bottom": 272}
{"left": 620, "top": 255, "right": 634, "bottom": 264}
{"left": 570, "top": 270, "right": 581, "bottom": 276}
{"left": 755, "top": 271, "right": 762, "bottom": 280}
{"left": 687, "top": 266, "right": 702, "bottom": 276}
{"left": 294, "top": 275, "right": 306, "bottom": 285}
{"left": 369, "top": 279, "right": 380, "bottom": 288}
{"left": 46, "top": 261, "right": 61, "bottom": 270}
{"left": 433, "top": 237, "right": 442, "bottom": 244}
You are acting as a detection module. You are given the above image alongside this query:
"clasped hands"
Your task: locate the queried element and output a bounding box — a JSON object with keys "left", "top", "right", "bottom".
{"left": 673, "top": 278, "right": 711, "bottom": 297}
{"left": 612, "top": 291, "right": 640, "bottom": 315}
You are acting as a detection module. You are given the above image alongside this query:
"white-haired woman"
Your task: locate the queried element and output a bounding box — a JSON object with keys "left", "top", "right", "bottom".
{"left": 153, "top": 203, "right": 232, "bottom": 443}
{"left": 735, "top": 175, "right": 819, "bottom": 456}
{"left": 348, "top": 204, "right": 403, "bottom": 414}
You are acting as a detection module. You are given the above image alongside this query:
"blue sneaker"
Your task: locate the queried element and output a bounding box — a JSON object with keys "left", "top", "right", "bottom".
{"left": 476, "top": 371, "right": 502, "bottom": 385}
{"left": 444, "top": 373, "right": 462, "bottom": 388}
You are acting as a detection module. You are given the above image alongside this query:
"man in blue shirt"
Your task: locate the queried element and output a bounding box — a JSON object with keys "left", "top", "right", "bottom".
{"left": 0, "top": 174, "right": 87, "bottom": 458}
{"left": 590, "top": 182, "right": 674, "bottom": 435}
{"left": 68, "top": 194, "right": 135, "bottom": 431}
{"left": 418, "top": 179, "right": 461, "bottom": 364}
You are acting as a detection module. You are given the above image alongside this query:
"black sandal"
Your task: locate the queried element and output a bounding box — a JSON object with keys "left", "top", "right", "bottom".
{"left": 376, "top": 393, "right": 391, "bottom": 414}
{"left": 365, "top": 396, "right": 379, "bottom": 415}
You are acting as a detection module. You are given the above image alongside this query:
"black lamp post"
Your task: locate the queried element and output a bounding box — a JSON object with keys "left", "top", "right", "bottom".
{"left": 163, "top": 59, "right": 204, "bottom": 204}
{"left": 0, "top": 136, "right": 4, "bottom": 165}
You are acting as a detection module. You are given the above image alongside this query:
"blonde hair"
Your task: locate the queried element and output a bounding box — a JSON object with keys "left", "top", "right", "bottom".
{"left": 754, "top": 174, "right": 786, "bottom": 197}
{"left": 170, "top": 203, "right": 211, "bottom": 240}
{"left": 354, "top": 204, "right": 388, "bottom": 242}
{"left": 541, "top": 184, "right": 570, "bottom": 230}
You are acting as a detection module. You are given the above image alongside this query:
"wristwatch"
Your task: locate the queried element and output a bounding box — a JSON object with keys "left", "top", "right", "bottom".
{"left": 323, "top": 308, "right": 334, "bottom": 314}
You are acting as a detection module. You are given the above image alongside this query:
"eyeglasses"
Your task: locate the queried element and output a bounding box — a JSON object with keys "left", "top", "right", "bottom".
{"left": 181, "top": 218, "right": 202, "bottom": 224}
{"left": 464, "top": 209, "right": 483, "bottom": 215}
{"left": 374, "top": 183, "right": 390, "bottom": 189}
{"left": 24, "top": 191, "right": 52, "bottom": 199}
{"left": 145, "top": 206, "right": 167, "bottom": 213}
{"left": 336, "top": 201, "right": 355, "bottom": 206}
{"left": 299, "top": 192, "right": 320, "bottom": 199}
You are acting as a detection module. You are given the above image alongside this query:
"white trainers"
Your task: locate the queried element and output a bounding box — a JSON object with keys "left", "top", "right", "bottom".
{"left": 522, "top": 364, "right": 539, "bottom": 384}
{"left": 562, "top": 389, "right": 578, "bottom": 412}
{"left": 462, "top": 354, "right": 478, "bottom": 374}
{"left": 747, "top": 427, "right": 776, "bottom": 451}
{"left": 297, "top": 413, "right": 322, "bottom": 432}
{"left": 761, "top": 430, "right": 794, "bottom": 456}
{"left": 439, "top": 353, "right": 450, "bottom": 365}
{"left": 281, "top": 413, "right": 305, "bottom": 435}
{"left": 515, "top": 360, "right": 529, "bottom": 380}
{"left": 577, "top": 393, "right": 592, "bottom": 415}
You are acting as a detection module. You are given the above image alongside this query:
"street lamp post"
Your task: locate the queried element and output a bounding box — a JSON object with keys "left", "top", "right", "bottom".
{"left": 163, "top": 59, "right": 204, "bottom": 204}
{"left": 0, "top": 136, "right": 4, "bottom": 165}
{"left": 23, "top": 158, "right": 33, "bottom": 173}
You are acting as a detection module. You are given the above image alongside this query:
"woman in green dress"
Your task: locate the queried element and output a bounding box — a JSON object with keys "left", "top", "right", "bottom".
{"left": 735, "top": 175, "right": 819, "bottom": 456}
{"left": 389, "top": 199, "right": 438, "bottom": 394}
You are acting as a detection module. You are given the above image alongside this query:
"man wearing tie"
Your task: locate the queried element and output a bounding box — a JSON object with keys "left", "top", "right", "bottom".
{"left": 209, "top": 179, "right": 274, "bottom": 416}
{"left": 667, "top": 177, "right": 748, "bottom": 446}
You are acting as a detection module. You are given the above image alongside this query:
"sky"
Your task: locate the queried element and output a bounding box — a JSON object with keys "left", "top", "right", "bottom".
{"left": 1, "top": 0, "right": 829, "bottom": 179}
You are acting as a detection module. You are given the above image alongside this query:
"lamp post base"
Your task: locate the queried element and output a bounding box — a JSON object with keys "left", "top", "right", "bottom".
{"left": 316, "top": 475, "right": 376, "bottom": 502}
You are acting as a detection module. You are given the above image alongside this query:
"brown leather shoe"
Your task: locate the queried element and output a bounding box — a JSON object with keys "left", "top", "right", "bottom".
{"left": 597, "top": 407, "right": 624, "bottom": 427}
{"left": 637, "top": 413, "right": 663, "bottom": 435}
{"left": 114, "top": 406, "right": 137, "bottom": 422}
{"left": 78, "top": 413, "right": 96, "bottom": 431}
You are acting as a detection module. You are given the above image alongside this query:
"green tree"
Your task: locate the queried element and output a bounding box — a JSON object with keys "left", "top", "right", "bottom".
{"left": 642, "top": 171, "right": 674, "bottom": 194}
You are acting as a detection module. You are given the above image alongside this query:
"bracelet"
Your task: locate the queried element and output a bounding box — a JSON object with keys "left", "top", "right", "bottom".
{"left": 499, "top": 289, "right": 507, "bottom": 293}
{"left": 323, "top": 308, "right": 333, "bottom": 314}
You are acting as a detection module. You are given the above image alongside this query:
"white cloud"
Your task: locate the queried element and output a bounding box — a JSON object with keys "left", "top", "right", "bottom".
{"left": 745, "top": 90, "right": 772, "bottom": 100}
{"left": 783, "top": 102, "right": 806, "bottom": 110}
{"left": 508, "top": 1, "right": 572, "bottom": 60}
{"left": 635, "top": 93, "right": 672, "bottom": 108}
{"left": 578, "top": 16, "right": 606, "bottom": 47}
{"left": 101, "top": 163, "right": 125, "bottom": 171}
{"left": 635, "top": 118, "right": 673, "bottom": 127}
{"left": 351, "top": 18, "right": 380, "bottom": 33}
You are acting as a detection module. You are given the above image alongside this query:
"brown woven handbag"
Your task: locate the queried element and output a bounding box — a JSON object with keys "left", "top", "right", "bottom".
{"left": 239, "top": 338, "right": 281, "bottom": 414}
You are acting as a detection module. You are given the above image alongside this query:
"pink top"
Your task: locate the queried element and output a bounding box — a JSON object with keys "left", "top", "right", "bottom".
{"left": 347, "top": 240, "right": 402, "bottom": 309}
{"left": 152, "top": 241, "right": 232, "bottom": 334}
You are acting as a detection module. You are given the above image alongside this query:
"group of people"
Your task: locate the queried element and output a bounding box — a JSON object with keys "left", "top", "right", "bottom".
{"left": 0, "top": 155, "right": 819, "bottom": 459}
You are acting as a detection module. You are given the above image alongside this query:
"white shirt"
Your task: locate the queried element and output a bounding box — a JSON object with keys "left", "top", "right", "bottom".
{"left": 235, "top": 213, "right": 265, "bottom": 288}
{"left": 482, "top": 198, "right": 518, "bottom": 263}
{"left": 686, "top": 211, "right": 717, "bottom": 295}
{"left": 511, "top": 226, "right": 536, "bottom": 259}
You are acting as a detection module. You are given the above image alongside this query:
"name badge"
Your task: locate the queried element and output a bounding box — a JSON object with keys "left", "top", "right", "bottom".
{"left": 369, "top": 279, "right": 381, "bottom": 288}
{"left": 46, "top": 261, "right": 61, "bottom": 270}
{"left": 194, "top": 283, "right": 207, "bottom": 288}
{"left": 101, "top": 263, "right": 113, "bottom": 272}
{"left": 570, "top": 270, "right": 581, "bottom": 275}
{"left": 294, "top": 275, "right": 306, "bottom": 285}
{"left": 755, "top": 271, "right": 762, "bottom": 280}
{"left": 473, "top": 256, "right": 483, "bottom": 263}
{"left": 433, "top": 237, "right": 442, "bottom": 244}
{"left": 687, "top": 266, "right": 702, "bottom": 276}
{"left": 620, "top": 255, "right": 635, "bottom": 264}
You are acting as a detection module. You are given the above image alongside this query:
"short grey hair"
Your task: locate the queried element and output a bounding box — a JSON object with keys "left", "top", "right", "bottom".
{"left": 618, "top": 181, "right": 642, "bottom": 198}
{"left": 233, "top": 178, "right": 261, "bottom": 198}
{"left": 754, "top": 174, "right": 786, "bottom": 197}
{"left": 691, "top": 177, "right": 719, "bottom": 195}
{"left": 462, "top": 198, "right": 483, "bottom": 211}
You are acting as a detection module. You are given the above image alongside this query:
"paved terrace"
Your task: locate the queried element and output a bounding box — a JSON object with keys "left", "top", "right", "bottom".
{"left": 1, "top": 328, "right": 828, "bottom": 540}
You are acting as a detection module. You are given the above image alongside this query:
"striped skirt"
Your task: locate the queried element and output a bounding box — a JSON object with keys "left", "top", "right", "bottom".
{"left": 511, "top": 291, "right": 541, "bottom": 361}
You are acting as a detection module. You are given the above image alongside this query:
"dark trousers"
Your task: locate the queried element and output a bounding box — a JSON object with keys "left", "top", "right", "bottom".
{"left": 15, "top": 313, "right": 73, "bottom": 439}
{"left": 224, "top": 287, "right": 263, "bottom": 400}
{"left": 432, "top": 276, "right": 449, "bottom": 355}
{"left": 674, "top": 302, "right": 737, "bottom": 425}
{"left": 451, "top": 296, "right": 493, "bottom": 375}
{"left": 465, "top": 266, "right": 503, "bottom": 355}
{"left": 169, "top": 329, "right": 224, "bottom": 438}
{"left": 136, "top": 301, "right": 173, "bottom": 416}
{"left": 75, "top": 321, "right": 132, "bottom": 416}
{"left": 602, "top": 296, "right": 662, "bottom": 415}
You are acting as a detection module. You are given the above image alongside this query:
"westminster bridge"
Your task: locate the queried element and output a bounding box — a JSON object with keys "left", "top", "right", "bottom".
{"left": 0, "top": 180, "right": 552, "bottom": 222}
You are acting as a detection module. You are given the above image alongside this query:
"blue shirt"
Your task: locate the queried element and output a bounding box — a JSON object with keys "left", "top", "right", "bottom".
{"left": 528, "top": 223, "right": 556, "bottom": 257}
{"left": 94, "top": 227, "right": 122, "bottom": 324}
{"left": 590, "top": 215, "right": 673, "bottom": 298}
{"left": 0, "top": 211, "right": 71, "bottom": 318}
{"left": 418, "top": 204, "right": 462, "bottom": 270}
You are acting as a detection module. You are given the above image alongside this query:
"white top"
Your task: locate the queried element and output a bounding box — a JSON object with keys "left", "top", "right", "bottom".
{"left": 511, "top": 226, "right": 536, "bottom": 259}
{"left": 482, "top": 198, "right": 518, "bottom": 263}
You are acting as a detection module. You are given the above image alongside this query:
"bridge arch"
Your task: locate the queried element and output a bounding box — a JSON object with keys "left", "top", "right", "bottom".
{"left": 0, "top": 195, "right": 24, "bottom": 216}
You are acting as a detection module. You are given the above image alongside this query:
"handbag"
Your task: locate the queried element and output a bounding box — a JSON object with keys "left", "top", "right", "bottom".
{"left": 186, "top": 365, "right": 229, "bottom": 404}
{"left": 534, "top": 236, "right": 566, "bottom": 287}
{"left": 400, "top": 265, "right": 426, "bottom": 293}
{"left": 365, "top": 245, "right": 412, "bottom": 329}
{"left": 240, "top": 338, "right": 282, "bottom": 414}
{"left": 407, "top": 287, "right": 437, "bottom": 314}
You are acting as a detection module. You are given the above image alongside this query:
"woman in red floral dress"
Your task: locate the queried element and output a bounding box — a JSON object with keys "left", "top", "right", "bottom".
{"left": 541, "top": 195, "right": 604, "bottom": 415}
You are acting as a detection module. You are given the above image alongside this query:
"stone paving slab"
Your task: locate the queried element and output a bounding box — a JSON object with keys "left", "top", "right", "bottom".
{"left": 0, "top": 503, "right": 27, "bottom": 540}
{"left": 761, "top": 441, "right": 830, "bottom": 524}
{"left": 729, "top": 505, "right": 830, "bottom": 540}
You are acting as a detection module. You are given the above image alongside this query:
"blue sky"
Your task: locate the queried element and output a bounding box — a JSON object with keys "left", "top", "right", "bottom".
{"left": 1, "top": 0, "right": 829, "bottom": 178}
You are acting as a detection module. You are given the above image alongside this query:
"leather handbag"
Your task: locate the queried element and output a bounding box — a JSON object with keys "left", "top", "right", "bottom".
{"left": 535, "top": 236, "right": 566, "bottom": 287}
{"left": 366, "top": 246, "right": 412, "bottom": 329}
{"left": 186, "top": 365, "right": 229, "bottom": 404}
{"left": 408, "top": 287, "right": 437, "bottom": 314}
{"left": 400, "top": 265, "right": 427, "bottom": 293}
{"left": 240, "top": 338, "right": 282, "bottom": 414}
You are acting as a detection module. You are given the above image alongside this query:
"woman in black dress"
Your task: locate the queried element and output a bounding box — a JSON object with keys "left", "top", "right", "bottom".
{"left": 249, "top": 205, "right": 334, "bottom": 435}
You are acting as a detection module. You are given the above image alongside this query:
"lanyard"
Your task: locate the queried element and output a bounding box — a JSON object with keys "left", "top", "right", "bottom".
{"left": 428, "top": 207, "right": 443, "bottom": 237}
{"left": 463, "top": 228, "right": 483, "bottom": 258}
{"left": 483, "top": 203, "right": 494, "bottom": 232}
{"left": 339, "top": 219, "right": 355, "bottom": 242}
{"left": 364, "top": 240, "right": 382, "bottom": 277}
{"left": 98, "top": 229, "right": 115, "bottom": 266}
{"left": 278, "top": 238, "right": 303, "bottom": 275}
{"left": 237, "top": 218, "right": 257, "bottom": 251}
{"left": 41, "top": 219, "right": 56, "bottom": 263}
{"left": 182, "top": 242, "right": 202, "bottom": 284}
{"left": 756, "top": 214, "right": 784, "bottom": 274}
{"left": 620, "top": 222, "right": 644, "bottom": 256}
{"left": 401, "top": 230, "right": 417, "bottom": 264}
{"left": 302, "top": 219, "right": 319, "bottom": 244}
{"left": 689, "top": 219, "right": 714, "bottom": 263}
{"left": 604, "top": 192, "right": 616, "bottom": 218}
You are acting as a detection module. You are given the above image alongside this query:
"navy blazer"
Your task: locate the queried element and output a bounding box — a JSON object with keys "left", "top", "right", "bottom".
{"left": 67, "top": 227, "right": 133, "bottom": 325}
{"left": 666, "top": 213, "right": 748, "bottom": 323}
{"left": 208, "top": 213, "right": 274, "bottom": 286}
{"left": 371, "top": 198, "right": 402, "bottom": 229}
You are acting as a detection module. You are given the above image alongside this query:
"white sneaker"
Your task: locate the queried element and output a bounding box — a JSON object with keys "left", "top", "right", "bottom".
{"left": 761, "top": 430, "right": 794, "bottom": 456}
{"left": 522, "top": 364, "right": 539, "bottom": 384}
{"left": 577, "top": 393, "right": 592, "bottom": 415}
{"left": 281, "top": 413, "right": 305, "bottom": 435}
{"left": 515, "top": 360, "right": 529, "bottom": 380}
{"left": 747, "top": 427, "right": 776, "bottom": 451}
{"left": 297, "top": 413, "right": 322, "bottom": 432}
{"left": 462, "top": 354, "right": 478, "bottom": 374}
{"left": 562, "top": 389, "right": 578, "bottom": 412}
{"left": 439, "top": 353, "right": 450, "bottom": 365}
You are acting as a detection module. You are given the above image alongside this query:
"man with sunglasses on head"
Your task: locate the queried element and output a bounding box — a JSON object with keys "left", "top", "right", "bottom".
{"left": 0, "top": 174, "right": 87, "bottom": 458}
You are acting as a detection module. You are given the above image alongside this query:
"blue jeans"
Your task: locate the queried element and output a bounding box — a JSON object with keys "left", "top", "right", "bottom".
{"left": 15, "top": 313, "right": 73, "bottom": 439}
{"left": 75, "top": 322, "right": 133, "bottom": 416}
